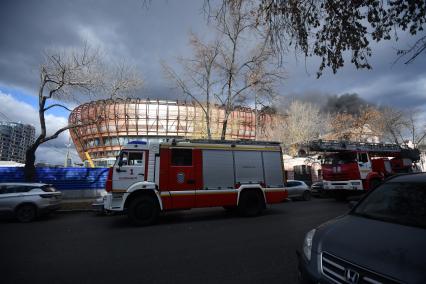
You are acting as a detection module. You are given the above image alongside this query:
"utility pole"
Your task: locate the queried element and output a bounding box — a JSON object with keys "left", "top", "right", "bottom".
{"left": 64, "top": 137, "right": 73, "bottom": 167}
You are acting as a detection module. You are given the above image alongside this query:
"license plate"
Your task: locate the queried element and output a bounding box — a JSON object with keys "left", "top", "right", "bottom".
{"left": 335, "top": 186, "right": 343, "bottom": 189}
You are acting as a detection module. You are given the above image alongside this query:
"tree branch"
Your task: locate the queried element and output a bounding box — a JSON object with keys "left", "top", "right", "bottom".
{"left": 43, "top": 104, "right": 72, "bottom": 112}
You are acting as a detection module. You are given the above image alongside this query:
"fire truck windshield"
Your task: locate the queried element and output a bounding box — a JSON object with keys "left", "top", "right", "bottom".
{"left": 323, "top": 152, "right": 357, "bottom": 165}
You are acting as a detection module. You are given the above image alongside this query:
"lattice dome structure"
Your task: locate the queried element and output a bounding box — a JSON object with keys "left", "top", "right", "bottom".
{"left": 69, "top": 99, "right": 273, "bottom": 163}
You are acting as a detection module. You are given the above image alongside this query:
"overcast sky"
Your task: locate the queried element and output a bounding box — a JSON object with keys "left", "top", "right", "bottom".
{"left": 0, "top": 0, "right": 425, "bottom": 164}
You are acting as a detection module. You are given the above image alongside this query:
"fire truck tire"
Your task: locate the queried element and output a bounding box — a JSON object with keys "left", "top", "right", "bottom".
{"left": 302, "top": 191, "right": 311, "bottom": 201}
{"left": 223, "top": 206, "right": 237, "bottom": 212}
{"left": 370, "top": 179, "right": 381, "bottom": 190}
{"left": 128, "top": 195, "right": 159, "bottom": 226}
{"left": 238, "top": 190, "right": 264, "bottom": 217}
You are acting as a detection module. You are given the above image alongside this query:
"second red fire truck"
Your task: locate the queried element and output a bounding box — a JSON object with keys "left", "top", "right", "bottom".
{"left": 308, "top": 140, "right": 420, "bottom": 200}
{"left": 104, "top": 139, "right": 288, "bottom": 225}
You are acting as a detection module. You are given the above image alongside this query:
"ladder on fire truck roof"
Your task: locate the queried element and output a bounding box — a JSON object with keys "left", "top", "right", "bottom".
{"left": 173, "top": 138, "right": 281, "bottom": 146}
{"left": 307, "top": 140, "right": 421, "bottom": 161}
{"left": 308, "top": 139, "right": 403, "bottom": 153}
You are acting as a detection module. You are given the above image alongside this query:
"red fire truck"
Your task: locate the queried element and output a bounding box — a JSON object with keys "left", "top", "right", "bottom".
{"left": 104, "top": 139, "right": 288, "bottom": 225}
{"left": 308, "top": 140, "right": 420, "bottom": 200}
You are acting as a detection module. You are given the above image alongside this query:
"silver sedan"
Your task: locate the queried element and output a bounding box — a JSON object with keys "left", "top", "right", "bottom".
{"left": 285, "top": 180, "right": 311, "bottom": 201}
{"left": 0, "top": 183, "right": 62, "bottom": 222}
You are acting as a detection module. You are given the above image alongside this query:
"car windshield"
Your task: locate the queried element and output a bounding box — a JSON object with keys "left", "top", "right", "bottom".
{"left": 352, "top": 182, "right": 426, "bottom": 229}
{"left": 323, "top": 152, "right": 357, "bottom": 165}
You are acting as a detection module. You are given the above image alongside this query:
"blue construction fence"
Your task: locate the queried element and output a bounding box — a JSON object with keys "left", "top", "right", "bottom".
{"left": 0, "top": 167, "right": 109, "bottom": 198}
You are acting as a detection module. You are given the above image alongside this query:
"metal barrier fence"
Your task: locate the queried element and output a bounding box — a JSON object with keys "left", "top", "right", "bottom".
{"left": 0, "top": 167, "right": 108, "bottom": 198}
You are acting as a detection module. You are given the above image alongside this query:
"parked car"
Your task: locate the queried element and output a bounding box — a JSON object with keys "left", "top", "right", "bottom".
{"left": 0, "top": 183, "right": 62, "bottom": 222}
{"left": 310, "top": 181, "right": 325, "bottom": 197}
{"left": 286, "top": 180, "right": 311, "bottom": 201}
{"left": 297, "top": 173, "right": 426, "bottom": 284}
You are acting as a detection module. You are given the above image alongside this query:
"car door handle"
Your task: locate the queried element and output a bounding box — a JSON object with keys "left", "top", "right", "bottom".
{"left": 138, "top": 173, "right": 144, "bottom": 176}
{"left": 116, "top": 168, "right": 127, "bottom": 172}
{"left": 187, "top": 179, "right": 195, "bottom": 184}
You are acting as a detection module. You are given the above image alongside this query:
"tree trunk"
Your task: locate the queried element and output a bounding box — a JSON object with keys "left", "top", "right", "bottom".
{"left": 206, "top": 117, "right": 212, "bottom": 139}
{"left": 221, "top": 114, "right": 229, "bottom": 140}
{"left": 24, "top": 146, "right": 37, "bottom": 182}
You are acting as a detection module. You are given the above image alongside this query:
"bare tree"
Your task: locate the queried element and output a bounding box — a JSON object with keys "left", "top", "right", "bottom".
{"left": 101, "top": 61, "right": 144, "bottom": 99}
{"left": 212, "top": 0, "right": 284, "bottom": 139}
{"left": 257, "top": 0, "right": 426, "bottom": 76}
{"left": 276, "top": 100, "right": 328, "bottom": 154}
{"left": 373, "top": 107, "right": 426, "bottom": 147}
{"left": 405, "top": 110, "right": 426, "bottom": 146}
{"left": 24, "top": 45, "right": 102, "bottom": 181}
{"left": 163, "top": 34, "right": 221, "bottom": 139}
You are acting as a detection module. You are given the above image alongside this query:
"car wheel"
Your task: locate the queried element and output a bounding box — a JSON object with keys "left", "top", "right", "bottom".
{"left": 16, "top": 204, "right": 37, "bottom": 223}
{"left": 128, "top": 196, "right": 159, "bottom": 226}
{"left": 238, "top": 190, "right": 264, "bottom": 217}
{"left": 302, "top": 191, "right": 311, "bottom": 201}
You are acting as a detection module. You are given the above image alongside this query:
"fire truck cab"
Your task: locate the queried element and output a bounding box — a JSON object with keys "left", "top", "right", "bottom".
{"left": 104, "top": 139, "right": 288, "bottom": 225}
{"left": 321, "top": 151, "right": 391, "bottom": 191}
{"left": 309, "top": 140, "right": 420, "bottom": 200}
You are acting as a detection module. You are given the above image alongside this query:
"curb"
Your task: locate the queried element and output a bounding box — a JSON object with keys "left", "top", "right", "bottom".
{"left": 57, "top": 209, "right": 97, "bottom": 213}
{"left": 58, "top": 199, "right": 99, "bottom": 212}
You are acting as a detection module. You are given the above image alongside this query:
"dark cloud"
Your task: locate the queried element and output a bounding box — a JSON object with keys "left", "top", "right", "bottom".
{"left": 282, "top": 31, "right": 426, "bottom": 111}
{"left": 0, "top": 0, "right": 425, "bottom": 112}
{"left": 0, "top": 0, "right": 205, "bottom": 94}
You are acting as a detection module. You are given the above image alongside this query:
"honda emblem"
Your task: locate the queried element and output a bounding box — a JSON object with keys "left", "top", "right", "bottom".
{"left": 345, "top": 268, "right": 359, "bottom": 284}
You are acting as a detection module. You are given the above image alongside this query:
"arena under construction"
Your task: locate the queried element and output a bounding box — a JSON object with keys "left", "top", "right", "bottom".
{"left": 69, "top": 98, "right": 274, "bottom": 166}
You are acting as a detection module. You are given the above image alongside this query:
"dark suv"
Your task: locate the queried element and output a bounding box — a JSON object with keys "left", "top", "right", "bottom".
{"left": 297, "top": 173, "right": 426, "bottom": 284}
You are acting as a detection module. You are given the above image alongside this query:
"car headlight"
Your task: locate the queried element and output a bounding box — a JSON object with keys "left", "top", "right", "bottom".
{"left": 303, "top": 229, "right": 316, "bottom": 261}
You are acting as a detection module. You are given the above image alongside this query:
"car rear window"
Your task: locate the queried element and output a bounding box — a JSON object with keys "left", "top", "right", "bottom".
{"left": 353, "top": 182, "right": 426, "bottom": 229}
{"left": 41, "top": 185, "right": 57, "bottom": 192}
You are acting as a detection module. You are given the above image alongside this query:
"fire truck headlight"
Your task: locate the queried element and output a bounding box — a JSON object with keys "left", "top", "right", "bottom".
{"left": 303, "top": 229, "right": 316, "bottom": 261}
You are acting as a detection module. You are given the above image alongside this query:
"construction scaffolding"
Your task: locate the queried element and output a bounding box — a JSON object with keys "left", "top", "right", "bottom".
{"left": 69, "top": 98, "right": 273, "bottom": 161}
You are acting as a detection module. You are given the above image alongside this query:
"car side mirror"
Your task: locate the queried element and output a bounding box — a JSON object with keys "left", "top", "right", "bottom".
{"left": 348, "top": 201, "right": 358, "bottom": 209}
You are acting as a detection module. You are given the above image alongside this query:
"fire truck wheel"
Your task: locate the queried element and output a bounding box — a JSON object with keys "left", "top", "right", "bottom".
{"left": 223, "top": 206, "right": 237, "bottom": 212}
{"left": 370, "top": 179, "right": 381, "bottom": 190}
{"left": 128, "top": 196, "right": 159, "bottom": 226}
{"left": 238, "top": 190, "right": 264, "bottom": 217}
{"left": 302, "top": 191, "right": 311, "bottom": 201}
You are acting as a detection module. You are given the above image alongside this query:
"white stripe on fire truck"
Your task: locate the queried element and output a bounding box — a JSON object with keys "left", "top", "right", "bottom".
{"left": 160, "top": 145, "right": 281, "bottom": 151}
{"left": 160, "top": 189, "right": 238, "bottom": 197}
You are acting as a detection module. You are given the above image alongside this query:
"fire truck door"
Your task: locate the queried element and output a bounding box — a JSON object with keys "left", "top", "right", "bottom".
{"left": 168, "top": 148, "right": 199, "bottom": 208}
{"left": 357, "top": 152, "right": 371, "bottom": 179}
{"left": 113, "top": 151, "right": 146, "bottom": 191}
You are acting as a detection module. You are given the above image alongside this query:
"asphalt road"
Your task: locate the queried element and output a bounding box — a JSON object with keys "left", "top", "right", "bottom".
{"left": 1, "top": 198, "right": 348, "bottom": 284}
